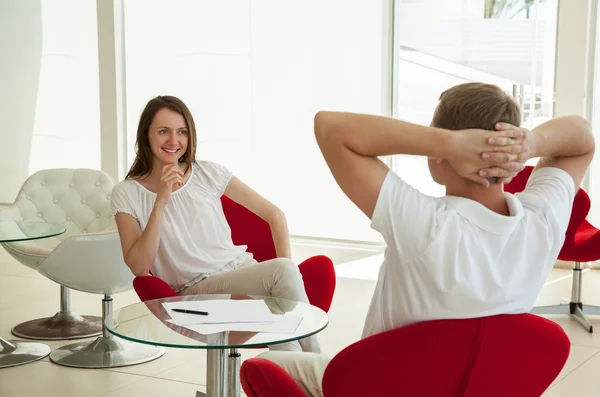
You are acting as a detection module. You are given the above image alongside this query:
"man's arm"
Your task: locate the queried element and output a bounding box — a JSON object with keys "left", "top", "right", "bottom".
{"left": 492, "top": 116, "right": 595, "bottom": 188}
{"left": 314, "top": 111, "right": 524, "bottom": 218}
{"left": 531, "top": 116, "right": 594, "bottom": 188}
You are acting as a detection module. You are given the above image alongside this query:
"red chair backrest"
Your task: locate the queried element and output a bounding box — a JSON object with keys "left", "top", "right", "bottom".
{"left": 322, "top": 314, "right": 569, "bottom": 397}
{"left": 221, "top": 196, "right": 336, "bottom": 312}
{"left": 221, "top": 195, "right": 277, "bottom": 263}
{"left": 503, "top": 165, "right": 534, "bottom": 194}
{"left": 504, "top": 165, "right": 590, "bottom": 258}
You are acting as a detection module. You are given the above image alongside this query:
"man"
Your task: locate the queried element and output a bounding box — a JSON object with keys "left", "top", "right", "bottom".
{"left": 258, "top": 82, "right": 595, "bottom": 397}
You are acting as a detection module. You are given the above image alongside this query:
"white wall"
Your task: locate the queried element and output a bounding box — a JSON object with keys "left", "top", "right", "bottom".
{"left": 0, "top": 0, "right": 102, "bottom": 203}
{"left": 0, "top": 0, "right": 42, "bottom": 202}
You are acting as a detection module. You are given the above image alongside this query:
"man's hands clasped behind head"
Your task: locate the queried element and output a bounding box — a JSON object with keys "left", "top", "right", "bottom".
{"left": 445, "top": 123, "right": 532, "bottom": 187}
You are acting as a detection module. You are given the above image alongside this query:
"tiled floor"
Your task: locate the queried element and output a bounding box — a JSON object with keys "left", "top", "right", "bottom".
{"left": 1, "top": 242, "right": 600, "bottom": 396}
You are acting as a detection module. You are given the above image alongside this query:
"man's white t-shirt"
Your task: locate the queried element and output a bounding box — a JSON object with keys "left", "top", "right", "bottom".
{"left": 110, "top": 161, "right": 251, "bottom": 292}
{"left": 362, "top": 167, "right": 576, "bottom": 339}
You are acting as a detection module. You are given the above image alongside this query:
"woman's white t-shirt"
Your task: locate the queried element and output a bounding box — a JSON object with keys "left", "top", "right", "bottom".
{"left": 110, "top": 161, "right": 251, "bottom": 291}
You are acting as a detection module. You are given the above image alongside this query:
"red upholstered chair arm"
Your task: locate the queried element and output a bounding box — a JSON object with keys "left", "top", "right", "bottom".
{"left": 298, "top": 255, "right": 336, "bottom": 313}
{"left": 241, "top": 358, "right": 306, "bottom": 397}
{"left": 133, "top": 275, "right": 178, "bottom": 302}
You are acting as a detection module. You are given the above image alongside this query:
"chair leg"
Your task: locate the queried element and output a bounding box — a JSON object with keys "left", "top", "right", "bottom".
{"left": 0, "top": 336, "right": 51, "bottom": 368}
{"left": 11, "top": 286, "right": 102, "bottom": 340}
{"left": 533, "top": 262, "right": 599, "bottom": 333}
{"left": 49, "top": 294, "right": 165, "bottom": 368}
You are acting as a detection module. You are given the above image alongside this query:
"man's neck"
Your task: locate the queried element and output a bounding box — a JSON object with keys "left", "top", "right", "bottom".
{"left": 445, "top": 183, "right": 510, "bottom": 216}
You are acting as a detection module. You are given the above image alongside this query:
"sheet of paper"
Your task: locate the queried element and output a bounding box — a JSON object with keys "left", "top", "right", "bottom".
{"left": 162, "top": 300, "right": 276, "bottom": 325}
{"left": 180, "top": 315, "right": 303, "bottom": 335}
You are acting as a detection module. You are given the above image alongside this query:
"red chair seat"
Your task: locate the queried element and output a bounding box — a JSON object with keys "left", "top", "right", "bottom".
{"left": 241, "top": 314, "right": 570, "bottom": 397}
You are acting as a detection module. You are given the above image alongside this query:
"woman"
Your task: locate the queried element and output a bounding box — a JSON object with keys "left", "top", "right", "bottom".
{"left": 111, "top": 95, "right": 319, "bottom": 353}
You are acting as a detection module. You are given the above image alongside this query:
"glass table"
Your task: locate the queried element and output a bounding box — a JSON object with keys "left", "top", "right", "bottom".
{"left": 0, "top": 221, "right": 66, "bottom": 368}
{"left": 106, "top": 294, "right": 329, "bottom": 397}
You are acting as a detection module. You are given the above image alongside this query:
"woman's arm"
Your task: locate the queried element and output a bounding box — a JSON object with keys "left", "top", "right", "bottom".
{"left": 115, "top": 164, "right": 184, "bottom": 276}
{"left": 115, "top": 207, "right": 165, "bottom": 277}
{"left": 224, "top": 176, "right": 292, "bottom": 259}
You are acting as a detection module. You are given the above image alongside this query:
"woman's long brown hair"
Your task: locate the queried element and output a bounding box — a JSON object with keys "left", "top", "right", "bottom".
{"left": 126, "top": 95, "right": 197, "bottom": 180}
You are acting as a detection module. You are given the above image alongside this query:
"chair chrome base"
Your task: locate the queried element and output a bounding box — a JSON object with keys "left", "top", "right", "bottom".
{"left": 533, "top": 303, "right": 600, "bottom": 333}
{"left": 0, "top": 336, "right": 51, "bottom": 368}
{"left": 49, "top": 335, "right": 165, "bottom": 368}
{"left": 11, "top": 311, "right": 102, "bottom": 340}
{"left": 534, "top": 262, "right": 600, "bottom": 333}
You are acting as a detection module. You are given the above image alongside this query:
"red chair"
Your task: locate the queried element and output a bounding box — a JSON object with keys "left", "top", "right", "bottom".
{"left": 505, "top": 165, "right": 600, "bottom": 332}
{"left": 132, "top": 196, "right": 337, "bottom": 313}
{"left": 241, "top": 314, "right": 570, "bottom": 397}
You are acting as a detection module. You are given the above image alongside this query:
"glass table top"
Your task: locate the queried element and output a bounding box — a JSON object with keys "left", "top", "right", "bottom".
{"left": 106, "top": 294, "right": 329, "bottom": 349}
{"left": 0, "top": 221, "right": 66, "bottom": 243}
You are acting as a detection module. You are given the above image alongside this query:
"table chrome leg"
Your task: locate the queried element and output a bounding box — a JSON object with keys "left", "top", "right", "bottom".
{"left": 203, "top": 332, "right": 229, "bottom": 397}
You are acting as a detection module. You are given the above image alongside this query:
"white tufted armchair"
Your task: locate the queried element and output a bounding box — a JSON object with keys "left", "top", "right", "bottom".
{"left": 0, "top": 168, "right": 116, "bottom": 340}
{"left": 38, "top": 232, "right": 164, "bottom": 368}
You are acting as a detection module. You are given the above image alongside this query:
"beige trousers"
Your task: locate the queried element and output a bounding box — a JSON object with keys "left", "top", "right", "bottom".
{"left": 256, "top": 351, "right": 331, "bottom": 397}
{"left": 179, "top": 257, "right": 321, "bottom": 353}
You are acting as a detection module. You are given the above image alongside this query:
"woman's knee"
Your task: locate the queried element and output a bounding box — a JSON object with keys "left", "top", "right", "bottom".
{"left": 266, "top": 258, "right": 301, "bottom": 278}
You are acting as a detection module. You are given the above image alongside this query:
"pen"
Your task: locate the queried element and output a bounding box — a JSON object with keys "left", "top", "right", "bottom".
{"left": 172, "top": 308, "right": 209, "bottom": 316}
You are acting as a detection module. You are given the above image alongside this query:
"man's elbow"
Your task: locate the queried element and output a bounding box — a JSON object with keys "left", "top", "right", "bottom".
{"left": 571, "top": 116, "right": 594, "bottom": 140}
{"left": 571, "top": 115, "right": 592, "bottom": 130}
{"left": 579, "top": 117, "right": 595, "bottom": 154}
{"left": 314, "top": 111, "right": 334, "bottom": 140}
{"left": 314, "top": 111, "right": 343, "bottom": 149}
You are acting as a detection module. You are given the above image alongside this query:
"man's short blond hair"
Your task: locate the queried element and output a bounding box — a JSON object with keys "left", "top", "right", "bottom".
{"left": 431, "top": 82, "right": 522, "bottom": 131}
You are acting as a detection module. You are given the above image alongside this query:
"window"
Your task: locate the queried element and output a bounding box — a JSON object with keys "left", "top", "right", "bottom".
{"left": 2, "top": 0, "right": 101, "bottom": 202}
{"left": 393, "top": 0, "right": 558, "bottom": 195}
{"left": 29, "top": 0, "right": 101, "bottom": 174}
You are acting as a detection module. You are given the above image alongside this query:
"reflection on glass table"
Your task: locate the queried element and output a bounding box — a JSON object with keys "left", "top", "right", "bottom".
{"left": 107, "top": 294, "right": 329, "bottom": 397}
{"left": 0, "top": 221, "right": 66, "bottom": 368}
{"left": 0, "top": 221, "right": 66, "bottom": 243}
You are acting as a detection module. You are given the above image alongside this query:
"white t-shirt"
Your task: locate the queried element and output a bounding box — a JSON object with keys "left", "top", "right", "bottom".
{"left": 110, "top": 161, "right": 251, "bottom": 291}
{"left": 362, "top": 167, "right": 576, "bottom": 339}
